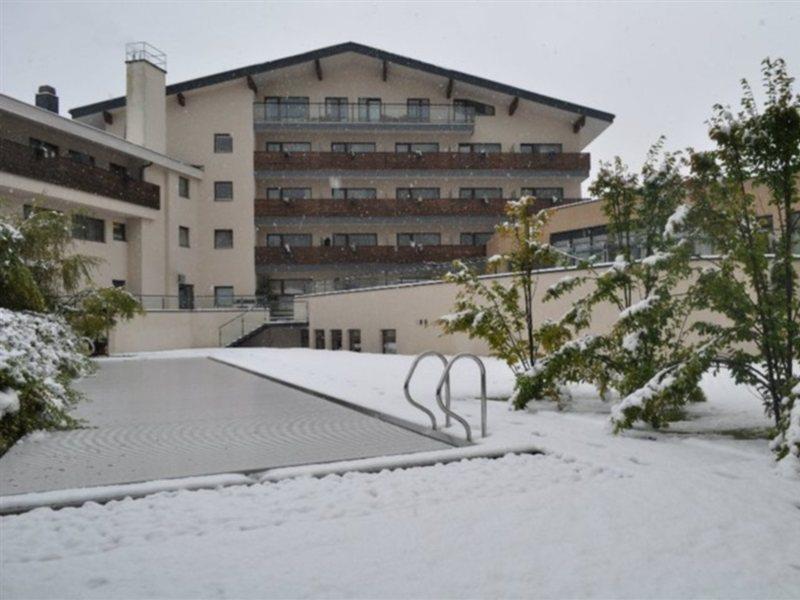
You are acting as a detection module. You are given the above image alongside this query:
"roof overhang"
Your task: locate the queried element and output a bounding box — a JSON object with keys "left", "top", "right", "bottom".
{"left": 69, "top": 42, "right": 615, "bottom": 125}
{"left": 1, "top": 94, "right": 203, "bottom": 179}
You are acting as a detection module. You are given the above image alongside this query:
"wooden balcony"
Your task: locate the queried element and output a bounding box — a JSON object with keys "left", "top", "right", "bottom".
{"left": 0, "top": 138, "right": 160, "bottom": 209}
{"left": 253, "top": 151, "right": 590, "bottom": 174}
{"left": 254, "top": 196, "right": 588, "bottom": 219}
{"left": 255, "top": 244, "right": 486, "bottom": 265}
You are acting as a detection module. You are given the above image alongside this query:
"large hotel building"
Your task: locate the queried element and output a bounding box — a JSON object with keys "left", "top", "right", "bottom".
{"left": 0, "top": 42, "right": 616, "bottom": 351}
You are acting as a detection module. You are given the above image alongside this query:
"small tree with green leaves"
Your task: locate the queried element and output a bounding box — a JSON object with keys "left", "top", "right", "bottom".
{"left": 688, "top": 58, "right": 800, "bottom": 464}
{"left": 440, "top": 197, "right": 559, "bottom": 404}
{"left": 521, "top": 141, "right": 713, "bottom": 429}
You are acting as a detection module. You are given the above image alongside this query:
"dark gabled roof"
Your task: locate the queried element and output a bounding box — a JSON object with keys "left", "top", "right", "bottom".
{"left": 70, "top": 42, "right": 614, "bottom": 122}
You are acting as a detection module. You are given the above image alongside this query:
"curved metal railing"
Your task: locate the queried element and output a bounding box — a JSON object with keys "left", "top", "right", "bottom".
{"left": 403, "top": 351, "right": 451, "bottom": 430}
{"left": 435, "top": 353, "right": 488, "bottom": 442}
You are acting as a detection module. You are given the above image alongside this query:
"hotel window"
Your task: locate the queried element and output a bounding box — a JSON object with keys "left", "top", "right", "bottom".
{"left": 550, "top": 226, "right": 610, "bottom": 262}
{"left": 112, "top": 222, "right": 127, "bottom": 242}
{"left": 214, "top": 181, "right": 233, "bottom": 201}
{"left": 357, "top": 97, "right": 381, "bottom": 122}
{"left": 68, "top": 149, "right": 95, "bottom": 166}
{"left": 314, "top": 329, "right": 325, "bottom": 349}
{"left": 214, "top": 286, "right": 234, "bottom": 307}
{"left": 397, "top": 188, "right": 440, "bottom": 200}
{"left": 214, "top": 133, "right": 233, "bottom": 153}
{"left": 397, "top": 233, "right": 441, "bottom": 247}
{"left": 381, "top": 329, "right": 397, "bottom": 354}
{"left": 521, "top": 187, "right": 564, "bottom": 203}
{"left": 112, "top": 280, "right": 126, "bottom": 289}
{"left": 520, "top": 143, "right": 563, "bottom": 154}
{"left": 72, "top": 215, "right": 105, "bottom": 243}
{"left": 460, "top": 232, "right": 494, "bottom": 246}
{"left": 269, "top": 279, "right": 312, "bottom": 297}
{"left": 459, "top": 188, "right": 503, "bottom": 200}
{"left": 331, "top": 329, "right": 343, "bottom": 350}
{"left": 214, "top": 229, "right": 233, "bottom": 249}
{"left": 179, "top": 226, "right": 190, "bottom": 248}
{"left": 29, "top": 138, "right": 59, "bottom": 158}
{"left": 458, "top": 143, "right": 501, "bottom": 154}
{"left": 266, "top": 233, "right": 312, "bottom": 248}
{"left": 265, "top": 141, "right": 311, "bottom": 153}
{"left": 325, "top": 97, "right": 349, "bottom": 121}
{"left": 332, "top": 188, "right": 377, "bottom": 200}
{"left": 179, "top": 176, "right": 190, "bottom": 198}
{"left": 396, "top": 142, "right": 439, "bottom": 153}
{"left": 331, "top": 142, "right": 376, "bottom": 153}
{"left": 333, "top": 233, "right": 377, "bottom": 247}
{"left": 454, "top": 98, "right": 495, "bottom": 118}
{"left": 109, "top": 163, "right": 128, "bottom": 177}
{"left": 406, "top": 98, "right": 430, "bottom": 121}
{"left": 266, "top": 187, "right": 312, "bottom": 200}
{"left": 264, "top": 96, "right": 309, "bottom": 120}
{"left": 348, "top": 329, "right": 362, "bottom": 352}
{"left": 300, "top": 328, "right": 310, "bottom": 348}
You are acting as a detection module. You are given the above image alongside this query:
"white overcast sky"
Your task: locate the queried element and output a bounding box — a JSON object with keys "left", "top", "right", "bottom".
{"left": 1, "top": 1, "right": 799, "bottom": 187}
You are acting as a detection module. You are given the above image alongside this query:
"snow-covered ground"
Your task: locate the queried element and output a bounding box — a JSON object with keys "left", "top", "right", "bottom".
{"left": 1, "top": 348, "right": 799, "bottom": 599}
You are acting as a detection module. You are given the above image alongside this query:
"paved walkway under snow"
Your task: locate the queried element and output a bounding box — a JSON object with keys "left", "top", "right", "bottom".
{"left": 0, "top": 358, "right": 449, "bottom": 496}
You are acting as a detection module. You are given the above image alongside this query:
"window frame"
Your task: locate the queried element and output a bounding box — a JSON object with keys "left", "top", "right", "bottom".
{"left": 72, "top": 214, "right": 105, "bottom": 243}
{"left": 214, "top": 181, "right": 234, "bottom": 202}
{"left": 112, "top": 222, "right": 127, "bottom": 242}
{"left": 214, "top": 229, "right": 234, "bottom": 249}
{"left": 348, "top": 329, "right": 362, "bottom": 352}
{"left": 178, "top": 176, "right": 190, "bottom": 198}
{"left": 314, "top": 329, "right": 326, "bottom": 350}
{"left": 381, "top": 329, "right": 397, "bottom": 354}
{"left": 266, "top": 233, "right": 312, "bottom": 248}
{"left": 460, "top": 232, "right": 494, "bottom": 246}
{"left": 458, "top": 187, "right": 503, "bottom": 200}
{"left": 213, "top": 133, "right": 233, "bottom": 153}
{"left": 396, "top": 187, "right": 440, "bottom": 200}
{"left": 332, "top": 233, "right": 378, "bottom": 247}
{"left": 213, "top": 286, "right": 235, "bottom": 308}
{"left": 520, "top": 143, "right": 563, "bottom": 155}
{"left": 179, "top": 226, "right": 190, "bottom": 248}
{"left": 397, "top": 232, "right": 441, "bottom": 247}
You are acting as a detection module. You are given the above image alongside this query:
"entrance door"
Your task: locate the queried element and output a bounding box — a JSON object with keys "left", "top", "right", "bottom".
{"left": 178, "top": 284, "right": 194, "bottom": 309}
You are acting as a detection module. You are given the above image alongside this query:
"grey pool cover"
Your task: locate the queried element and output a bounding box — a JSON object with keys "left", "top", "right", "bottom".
{"left": 0, "top": 358, "right": 450, "bottom": 496}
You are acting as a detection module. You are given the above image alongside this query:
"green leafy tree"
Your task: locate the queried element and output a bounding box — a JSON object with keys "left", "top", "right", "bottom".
{"left": 688, "top": 58, "right": 800, "bottom": 463}
{"left": 521, "top": 141, "right": 712, "bottom": 429}
{"left": 439, "top": 197, "right": 559, "bottom": 404}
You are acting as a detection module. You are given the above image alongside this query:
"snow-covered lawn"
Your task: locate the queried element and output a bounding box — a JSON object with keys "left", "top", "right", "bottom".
{"left": 1, "top": 348, "right": 799, "bottom": 599}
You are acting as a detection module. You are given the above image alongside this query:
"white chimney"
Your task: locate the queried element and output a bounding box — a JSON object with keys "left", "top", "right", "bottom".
{"left": 125, "top": 42, "right": 167, "bottom": 153}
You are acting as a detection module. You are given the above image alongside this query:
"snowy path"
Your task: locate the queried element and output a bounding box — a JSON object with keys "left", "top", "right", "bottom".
{"left": 1, "top": 349, "right": 799, "bottom": 599}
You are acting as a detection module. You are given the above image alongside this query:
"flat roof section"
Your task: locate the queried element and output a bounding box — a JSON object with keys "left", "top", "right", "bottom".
{"left": 0, "top": 357, "right": 450, "bottom": 496}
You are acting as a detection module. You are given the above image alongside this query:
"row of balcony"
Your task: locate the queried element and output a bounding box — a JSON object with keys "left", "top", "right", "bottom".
{"left": 254, "top": 196, "right": 587, "bottom": 218}
{"left": 253, "top": 150, "right": 590, "bottom": 173}
{"left": 255, "top": 244, "right": 486, "bottom": 265}
{"left": 0, "top": 138, "right": 160, "bottom": 210}
{"left": 253, "top": 102, "right": 475, "bottom": 131}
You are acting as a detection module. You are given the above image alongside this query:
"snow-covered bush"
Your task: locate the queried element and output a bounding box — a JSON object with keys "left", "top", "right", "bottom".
{"left": 689, "top": 58, "right": 800, "bottom": 462}
{"left": 439, "top": 197, "right": 560, "bottom": 405}
{"left": 518, "top": 141, "right": 713, "bottom": 429}
{"left": 0, "top": 308, "right": 90, "bottom": 453}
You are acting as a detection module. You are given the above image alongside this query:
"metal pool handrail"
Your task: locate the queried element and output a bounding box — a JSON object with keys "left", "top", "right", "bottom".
{"left": 435, "top": 353, "right": 488, "bottom": 442}
{"left": 403, "top": 351, "right": 451, "bottom": 430}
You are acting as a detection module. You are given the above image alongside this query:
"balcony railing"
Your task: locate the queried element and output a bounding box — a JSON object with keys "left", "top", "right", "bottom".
{"left": 253, "top": 102, "right": 475, "bottom": 129}
{"left": 255, "top": 244, "right": 486, "bottom": 265}
{"left": 253, "top": 151, "right": 590, "bottom": 173}
{"left": 254, "top": 197, "right": 589, "bottom": 219}
{"left": 0, "top": 138, "right": 160, "bottom": 210}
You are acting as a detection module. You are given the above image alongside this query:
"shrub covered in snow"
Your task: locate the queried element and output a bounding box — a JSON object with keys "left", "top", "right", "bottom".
{"left": 440, "top": 197, "right": 561, "bottom": 405}
{"left": 515, "top": 141, "right": 712, "bottom": 429}
{"left": 689, "top": 58, "right": 800, "bottom": 463}
{"left": 0, "top": 308, "right": 90, "bottom": 453}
